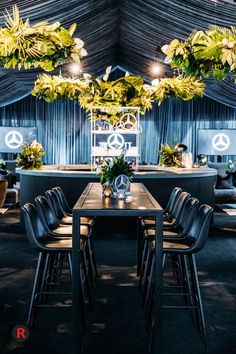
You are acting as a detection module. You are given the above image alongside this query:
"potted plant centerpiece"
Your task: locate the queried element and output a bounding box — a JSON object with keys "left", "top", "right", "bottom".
{"left": 158, "top": 144, "right": 182, "bottom": 167}
{"left": 99, "top": 155, "right": 134, "bottom": 197}
{"left": 17, "top": 140, "right": 44, "bottom": 170}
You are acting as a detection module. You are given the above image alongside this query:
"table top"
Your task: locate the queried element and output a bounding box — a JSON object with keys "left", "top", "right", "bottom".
{"left": 73, "top": 182, "right": 163, "bottom": 217}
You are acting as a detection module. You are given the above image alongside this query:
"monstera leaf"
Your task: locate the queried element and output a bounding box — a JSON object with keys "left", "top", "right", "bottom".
{"left": 161, "top": 25, "right": 236, "bottom": 80}
{"left": 0, "top": 5, "right": 86, "bottom": 70}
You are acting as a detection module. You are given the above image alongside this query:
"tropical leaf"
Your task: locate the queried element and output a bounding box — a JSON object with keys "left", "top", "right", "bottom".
{"left": 0, "top": 5, "right": 86, "bottom": 70}
{"left": 162, "top": 25, "right": 236, "bottom": 80}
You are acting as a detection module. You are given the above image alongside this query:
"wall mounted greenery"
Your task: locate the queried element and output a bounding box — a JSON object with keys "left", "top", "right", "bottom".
{"left": 161, "top": 25, "right": 236, "bottom": 81}
{"left": 0, "top": 5, "right": 87, "bottom": 71}
{"left": 31, "top": 69, "right": 204, "bottom": 123}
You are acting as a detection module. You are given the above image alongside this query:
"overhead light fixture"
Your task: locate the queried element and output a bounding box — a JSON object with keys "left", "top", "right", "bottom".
{"left": 70, "top": 63, "right": 81, "bottom": 75}
{"left": 150, "top": 63, "right": 163, "bottom": 77}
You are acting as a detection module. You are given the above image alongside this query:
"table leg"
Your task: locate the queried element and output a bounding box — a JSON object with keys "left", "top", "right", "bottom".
{"left": 136, "top": 218, "right": 142, "bottom": 276}
{"left": 153, "top": 213, "right": 163, "bottom": 353}
{"left": 72, "top": 213, "right": 82, "bottom": 354}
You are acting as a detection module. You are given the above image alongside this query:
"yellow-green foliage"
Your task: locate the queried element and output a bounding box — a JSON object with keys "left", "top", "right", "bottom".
{"left": 163, "top": 25, "right": 236, "bottom": 80}
{"left": 32, "top": 73, "right": 205, "bottom": 124}
{"left": 0, "top": 5, "right": 84, "bottom": 70}
{"left": 17, "top": 140, "right": 44, "bottom": 169}
{"left": 158, "top": 144, "right": 181, "bottom": 167}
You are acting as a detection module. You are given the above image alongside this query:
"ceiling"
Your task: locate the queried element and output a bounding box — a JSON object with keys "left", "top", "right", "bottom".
{"left": 0, "top": 0, "right": 235, "bottom": 107}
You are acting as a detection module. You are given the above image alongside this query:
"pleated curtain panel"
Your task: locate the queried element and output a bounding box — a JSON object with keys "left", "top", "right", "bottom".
{"left": 0, "top": 0, "right": 236, "bottom": 164}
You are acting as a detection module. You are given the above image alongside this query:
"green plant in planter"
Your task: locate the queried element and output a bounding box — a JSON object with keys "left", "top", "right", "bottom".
{"left": 0, "top": 159, "right": 6, "bottom": 170}
{"left": 158, "top": 144, "right": 181, "bottom": 167}
{"left": 99, "top": 155, "right": 134, "bottom": 185}
{"left": 17, "top": 140, "right": 44, "bottom": 170}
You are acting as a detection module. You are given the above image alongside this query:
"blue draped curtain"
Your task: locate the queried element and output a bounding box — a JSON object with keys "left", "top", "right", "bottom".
{"left": 0, "top": 1, "right": 236, "bottom": 107}
{"left": 1, "top": 93, "right": 236, "bottom": 164}
{"left": 0, "top": 1, "right": 236, "bottom": 164}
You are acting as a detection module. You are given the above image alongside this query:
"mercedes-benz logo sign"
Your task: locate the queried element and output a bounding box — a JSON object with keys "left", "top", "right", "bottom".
{"left": 5, "top": 131, "right": 23, "bottom": 150}
{"left": 113, "top": 174, "right": 130, "bottom": 192}
{"left": 107, "top": 133, "right": 124, "bottom": 150}
{"left": 212, "top": 133, "right": 230, "bottom": 152}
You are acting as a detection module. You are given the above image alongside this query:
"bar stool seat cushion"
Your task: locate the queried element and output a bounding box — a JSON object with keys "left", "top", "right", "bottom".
{"left": 145, "top": 229, "right": 179, "bottom": 238}
{"left": 141, "top": 217, "right": 176, "bottom": 227}
{"left": 53, "top": 224, "right": 90, "bottom": 237}
{"left": 44, "top": 237, "right": 86, "bottom": 250}
{"left": 61, "top": 215, "right": 94, "bottom": 226}
{"left": 150, "top": 237, "right": 195, "bottom": 251}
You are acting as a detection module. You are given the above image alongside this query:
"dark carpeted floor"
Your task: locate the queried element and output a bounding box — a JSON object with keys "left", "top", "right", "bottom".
{"left": 0, "top": 210, "right": 236, "bottom": 354}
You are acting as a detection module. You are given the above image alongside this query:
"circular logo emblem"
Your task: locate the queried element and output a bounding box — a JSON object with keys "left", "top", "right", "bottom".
{"left": 113, "top": 174, "right": 130, "bottom": 192}
{"left": 5, "top": 131, "right": 23, "bottom": 150}
{"left": 118, "top": 113, "right": 137, "bottom": 130}
{"left": 107, "top": 133, "right": 124, "bottom": 150}
{"left": 212, "top": 133, "right": 230, "bottom": 152}
{"left": 12, "top": 325, "right": 29, "bottom": 343}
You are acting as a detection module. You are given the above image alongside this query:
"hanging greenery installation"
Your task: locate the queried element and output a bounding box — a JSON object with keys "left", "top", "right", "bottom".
{"left": 161, "top": 25, "right": 236, "bottom": 81}
{"left": 0, "top": 5, "right": 87, "bottom": 71}
{"left": 32, "top": 68, "right": 205, "bottom": 123}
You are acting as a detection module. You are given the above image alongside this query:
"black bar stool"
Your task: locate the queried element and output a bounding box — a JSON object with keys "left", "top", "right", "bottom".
{"left": 34, "top": 195, "right": 97, "bottom": 287}
{"left": 45, "top": 189, "right": 94, "bottom": 228}
{"left": 143, "top": 204, "right": 213, "bottom": 352}
{"left": 22, "top": 203, "right": 90, "bottom": 328}
{"left": 139, "top": 197, "right": 199, "bottom": 288}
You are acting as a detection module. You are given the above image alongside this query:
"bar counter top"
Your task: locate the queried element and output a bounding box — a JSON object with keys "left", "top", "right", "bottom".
{"left": 17, "top": 164, "right": 217, "bottom": 179}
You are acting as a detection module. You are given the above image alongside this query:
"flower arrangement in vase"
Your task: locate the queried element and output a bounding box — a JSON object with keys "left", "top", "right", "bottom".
{"left": 17, "top": 140, "right": 44, "bottom": 170}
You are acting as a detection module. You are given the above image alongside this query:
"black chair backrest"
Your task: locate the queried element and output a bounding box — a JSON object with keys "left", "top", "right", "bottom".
{"left": 178, "top": 197, "right": 199, "bottom": 231}
{"left": 52, "top": 187, "right": 72, "bottom": 214}
{"left": 187, "top": 204, "right": 213, "bottom": 253}
{"left": 171, "top": 191, "right": 190, "bottom": 222}
{"left": 45, "top": 189, "right": 64, "bottom": 220}
{"left": 22, "top": 203, "right": 49, "bottom": 249}
{"left": 165, "top": 187, "right": 182, "bottom": 215}
{"left": 34, "top": 195, "right": 60, "bottom": 231}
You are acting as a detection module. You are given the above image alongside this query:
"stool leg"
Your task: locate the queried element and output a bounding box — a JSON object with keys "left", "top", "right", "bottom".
{"left": 141, "top": 248, "right": 154, "bottom": 308}
{"left": 27, "top": 252, "right": 43, "bottom": 328}
{"left": 144, "top": 254, "right": 155, "bottom": 311}
{"left": 191, "top": 254, "right": 208, "bottom": 351}
{"left": 139, "top": 238, "right": 148, "bottom": 285}
{"left": 183, "top": 255, "right": 195, "bottom": 316}
{"left": 89, "top": 235, "right": 98, "bottom": 277}
{"left": 38, "top": 253, "right": 50, "bottom": 305}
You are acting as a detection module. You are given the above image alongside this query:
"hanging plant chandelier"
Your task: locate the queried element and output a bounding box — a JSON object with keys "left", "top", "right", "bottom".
{"left": 31, "top": 67, "right": 205, "bottom": 122}
{"left": 161, "top": 25, "right": 236, "bottom": 81}
{"left": 0, "top": 5, "right": 87, "bottom": 71}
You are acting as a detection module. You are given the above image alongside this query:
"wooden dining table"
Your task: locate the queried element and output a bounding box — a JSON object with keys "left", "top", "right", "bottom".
{"left": 72, "top": 182, "right": 163, "bottom": 353}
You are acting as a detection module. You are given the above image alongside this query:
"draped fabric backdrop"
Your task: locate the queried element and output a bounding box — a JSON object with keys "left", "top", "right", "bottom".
{"left": 1, "top": 93, "right": 236, "bottom": 165}
{"left": 0, "top": 1, "right": 236, "bottom": 164}
{"left": 0, "top": 1, "right": 235, "bottom": 107}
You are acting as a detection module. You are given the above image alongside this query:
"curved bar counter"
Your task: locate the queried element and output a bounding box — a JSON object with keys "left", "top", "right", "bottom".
{"left": 17, "top": 165, "right": 217, "bottom": 209}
